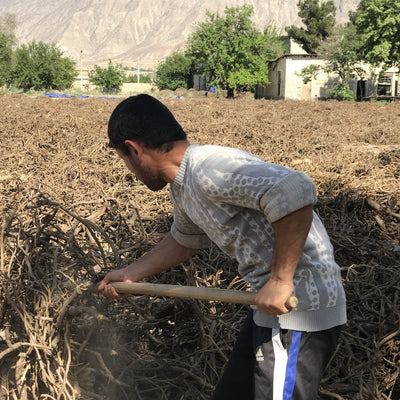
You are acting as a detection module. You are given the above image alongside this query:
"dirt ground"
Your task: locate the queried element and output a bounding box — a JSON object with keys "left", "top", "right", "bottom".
{"left": 0, "top": 92, "right": 399, "bottom": 400}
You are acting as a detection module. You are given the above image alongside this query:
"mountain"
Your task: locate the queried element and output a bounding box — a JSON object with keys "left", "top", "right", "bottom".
{"left": 0, "top": 0, "right": 360, "bottom": 69}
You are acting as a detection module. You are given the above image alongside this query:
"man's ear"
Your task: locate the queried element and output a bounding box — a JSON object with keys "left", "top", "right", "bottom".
{"left": 125, "top": 140, "right": 143, "bottom": 157}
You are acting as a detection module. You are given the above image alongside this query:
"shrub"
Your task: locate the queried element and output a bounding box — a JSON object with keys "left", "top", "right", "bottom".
{"left": 89, "top": 60, "right": 125, "bottom": 93}
{"left": 155, "top": 51, "right": 193, "bottom": 90}
{"left": 10, "top": 41, "right": 77, "bottom": 91}
{"left": 328, "top": 83, "right": 355, "bottom": 101}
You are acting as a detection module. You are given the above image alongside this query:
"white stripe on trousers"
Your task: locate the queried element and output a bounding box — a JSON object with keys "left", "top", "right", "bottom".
{"left": 272, "top": 328, "right": 288, "bottom": 400}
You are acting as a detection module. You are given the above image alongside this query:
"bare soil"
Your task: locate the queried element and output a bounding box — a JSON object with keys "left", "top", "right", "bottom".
{"left": 0, "top": 93, "right": 399, "bottom": 399}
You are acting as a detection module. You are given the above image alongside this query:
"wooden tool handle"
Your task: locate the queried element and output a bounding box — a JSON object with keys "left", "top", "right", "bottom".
{"left": 94, "top": 282, "right": 298, "bottom": 309}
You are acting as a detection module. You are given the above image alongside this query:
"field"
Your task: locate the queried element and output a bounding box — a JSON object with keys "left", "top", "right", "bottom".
{"left": 0, "top": 93, "right": 399, "bottom": 400}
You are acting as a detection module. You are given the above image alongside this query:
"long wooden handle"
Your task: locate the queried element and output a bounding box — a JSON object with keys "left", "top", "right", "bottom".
{"left": 93, "top": 282, "right": 298, "bottom": 309}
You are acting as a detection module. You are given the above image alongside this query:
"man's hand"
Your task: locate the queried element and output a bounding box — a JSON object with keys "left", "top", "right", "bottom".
{"left": 98, "top": 268, "right": 133, "bottom": 299}
{"left": 255, "top": 278, "right": 294, "bottom": 315}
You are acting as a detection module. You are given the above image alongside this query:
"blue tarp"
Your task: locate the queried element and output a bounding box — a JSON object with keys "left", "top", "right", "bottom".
{"left": 43, "top": 93, "right": 119, "bottom": 100}
{"left": 96, "top": 96, "right": 120, "bottom": 100}
{"left": 44, "top": 93, "right": 75, "bottom": 98}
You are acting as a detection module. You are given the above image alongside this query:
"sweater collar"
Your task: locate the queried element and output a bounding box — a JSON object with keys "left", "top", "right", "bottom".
{"left": 173, "top": 143, "right": 198, "bottom": 187}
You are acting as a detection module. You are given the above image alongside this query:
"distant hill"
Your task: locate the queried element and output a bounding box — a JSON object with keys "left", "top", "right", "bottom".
{"left": 0, "top": 0, "right": 360, "bottom": 69}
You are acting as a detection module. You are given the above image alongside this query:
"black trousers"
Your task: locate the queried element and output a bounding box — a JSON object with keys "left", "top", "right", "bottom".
{"left": 210, "top": 311, "right": 342, "bottom": 400}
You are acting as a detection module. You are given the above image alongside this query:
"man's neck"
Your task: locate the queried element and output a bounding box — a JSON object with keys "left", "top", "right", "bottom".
{"left": 155, "top": 140, "right": 191, "bottom": 183}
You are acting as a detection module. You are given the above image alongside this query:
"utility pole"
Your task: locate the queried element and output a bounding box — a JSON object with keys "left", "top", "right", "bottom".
{"left": 79, "top": 50, "right": 83, "bottom": 88}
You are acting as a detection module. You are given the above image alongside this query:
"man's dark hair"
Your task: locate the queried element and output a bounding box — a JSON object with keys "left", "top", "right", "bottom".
{"left": 108, "top": 94, "right": 187, "bottom": 154}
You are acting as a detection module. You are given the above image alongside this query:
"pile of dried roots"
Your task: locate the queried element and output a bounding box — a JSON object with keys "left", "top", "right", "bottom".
{"left": 0, "top": 94, "right": 399, "bottom": 399}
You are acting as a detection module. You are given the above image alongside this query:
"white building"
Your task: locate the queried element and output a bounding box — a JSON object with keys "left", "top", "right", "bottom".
{"left": 256, "top": 38, "right": 399, "bottom": 101}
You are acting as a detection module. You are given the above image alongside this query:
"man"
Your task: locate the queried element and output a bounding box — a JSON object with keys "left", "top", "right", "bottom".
{"left": 99, "top": 94, "right": 347, "bottom": 399}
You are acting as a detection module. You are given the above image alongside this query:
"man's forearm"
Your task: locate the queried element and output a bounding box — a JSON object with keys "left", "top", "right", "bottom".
{"left": 124, "top": 232, "right": 196, "bottom": 281}
{"left": 255, "top": 205, "right": 314, "bottom": 314}
{"left": 99, "top": 233, "right": 196, "bottom": 297}
{"left": 270, "top": 204, "right": 314, "bottom": 282}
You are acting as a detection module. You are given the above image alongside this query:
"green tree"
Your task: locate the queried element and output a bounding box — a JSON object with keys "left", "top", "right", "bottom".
{"left": 186, "top": 5, "right": 285, "bottom": 98}
{"left": 0, "top": 13, "right": 17, "bottom": 47}
{"left": 0, "top": 33, "right": 13, "bottom": 86}
{"left": 286, "top": 0, "right": 336, "bottom": 54}
{"left": 350, "top": 0, "right": 400, "bottom": 68}
{"left": 89, "top": 60, "right": 125, "bottom": 92}
{"left": 319, "top": 24, "right": 365, "bottom": 82}
{"left": 155, "top": 51, "right": 193, "bottom": 90}
{"left": 10, "top": 44, "right": 37, "bottom": 89}
{"left": 0, "top": 13, "right": 17, "bottom": 87}
{"left": 297, "top": 64, "right": 321, "bottom": 84}
{"left": 309, "top": 23, "right": 364, "bottom": 102}
{"left": 10, "top": 41, "right": 77, "bottom": 91}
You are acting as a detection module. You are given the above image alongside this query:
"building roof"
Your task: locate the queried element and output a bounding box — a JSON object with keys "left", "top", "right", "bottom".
{"left": 270, "top": 53, "right": 323, "bottom": 63}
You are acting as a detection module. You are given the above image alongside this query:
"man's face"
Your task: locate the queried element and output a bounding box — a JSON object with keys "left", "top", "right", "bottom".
{"left": 116, "top": 148, "right": 168, "bottom": 191}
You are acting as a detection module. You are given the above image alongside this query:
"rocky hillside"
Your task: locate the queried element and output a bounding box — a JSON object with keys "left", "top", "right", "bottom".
{"left": 0, "top": 0, "right": 360, "bottom": 68}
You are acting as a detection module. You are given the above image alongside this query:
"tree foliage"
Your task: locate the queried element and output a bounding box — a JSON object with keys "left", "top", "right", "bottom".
{"left": 0, "top": 13, "right": 17, "bottom": 47}
{"left": 0, "top": 13, "right": 16, "bottom": 86}
{"left": 319, "top": 24, "right": 365, "bottom": 82}
{"left": 89, "top": 60, "right": 125, "bottom": 92}
{"left": 154, "top": 51, "right": 193, "bottom": 90}
{"left": 10, "top": 41, "right": 77, "bottom": 91}
{"left": 286, "top": 0, "right": 336, "bottom": 54}
{"left": 0, "top": 14, "right": 78, "bottom": 92}
{"left": 328, "top": 82, "right": 356, "bottom": 101}
{"left": 186, "top": 5, "right": 285, "bottom": 97}
{"left": 297, "top": 64, "right": 321, "bottom": 84}
{"left": 0, "top": 33, "right": 13, "bottom": 86}
{"left": 350, "top": 0, "right": 400, "bottom": 68}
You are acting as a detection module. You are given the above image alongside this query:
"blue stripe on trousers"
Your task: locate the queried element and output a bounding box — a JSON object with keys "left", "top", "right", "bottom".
{"left": 283, "top": 331, "right": 302, "bottom": 400}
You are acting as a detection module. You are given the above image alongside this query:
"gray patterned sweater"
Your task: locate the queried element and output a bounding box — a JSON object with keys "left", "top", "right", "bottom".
{"left": 170, "top": 144, "right": 346, "bottom": 331}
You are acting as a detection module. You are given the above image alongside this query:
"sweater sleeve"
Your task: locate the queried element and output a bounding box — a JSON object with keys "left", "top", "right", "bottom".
{"left": 196, "top": 151, "right": 318, "bottom": 223}
{"left": 260, "top": 171, "right": 317, "bottom": 223}
{"left": 169, "top": 185, "right": 211, "bottom": 249}
{"left": 170, "top": 210, "right": 211, "bottom": 249}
